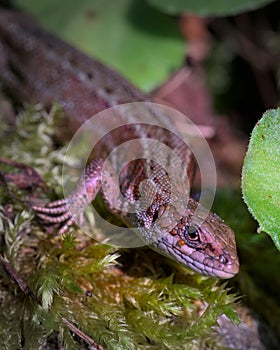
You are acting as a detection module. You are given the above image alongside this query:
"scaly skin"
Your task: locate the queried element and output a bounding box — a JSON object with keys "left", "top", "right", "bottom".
{"left": 0, "top": 7, "right": 239, "bottom": 278}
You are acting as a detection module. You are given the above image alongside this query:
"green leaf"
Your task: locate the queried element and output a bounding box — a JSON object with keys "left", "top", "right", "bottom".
{"left": 147, "top": 0, "right": 276, "bottom": 16}
{"left": 14, "top": 0, "right": 185, "bottom": 91}
{"left": 242, "top": 108, "right": 280, "bottom": 251}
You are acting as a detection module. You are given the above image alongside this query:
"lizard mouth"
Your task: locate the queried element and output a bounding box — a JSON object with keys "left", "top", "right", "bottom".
{"left": 156, "top": 238, "right": 239, "bottom": 278}
{"left": 181, "top": 252, "right": 239, "bottom": 279}
{"left": 182, "top": 252, "right": 240, "bottom": 279}
{"left": 180, "top": 253, "right": 239, "bottom": 278}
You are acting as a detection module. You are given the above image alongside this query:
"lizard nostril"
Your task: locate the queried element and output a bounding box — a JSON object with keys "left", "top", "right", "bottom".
{"left": 219, "top": 255, "right": 228, "bottom": 264}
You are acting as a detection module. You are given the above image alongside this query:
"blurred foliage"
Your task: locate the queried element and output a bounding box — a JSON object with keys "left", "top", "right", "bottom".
{"left": 147, "top": 0, "right": 276, "bottom": 16}
{"left": 242, "top": 108, "right": 280, "bottom": 251}
{"left": 14, "top": 0, "right": 185, "bottom": 92}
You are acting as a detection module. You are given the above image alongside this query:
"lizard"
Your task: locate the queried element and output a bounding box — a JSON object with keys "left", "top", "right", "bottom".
{"left": 0, "top": 7, "right": 239, "bottom": 278}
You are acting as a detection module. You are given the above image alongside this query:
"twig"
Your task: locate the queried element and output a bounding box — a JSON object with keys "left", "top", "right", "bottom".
{"left": 0, "top": 253, "right": 38, "bottom": 301}
{"left": 0, "top": 156, "right": 46, "bottom": 190}
{"left": 61, "top": 317, "right": 105, "bottom": 350}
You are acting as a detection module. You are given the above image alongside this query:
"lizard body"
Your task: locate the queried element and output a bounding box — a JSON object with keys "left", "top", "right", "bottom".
{"left": 0, "top": 7, "right": 239, "bottom": 278}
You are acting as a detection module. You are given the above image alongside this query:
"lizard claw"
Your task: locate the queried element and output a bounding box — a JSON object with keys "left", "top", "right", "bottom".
{"left": 44, "top": 198, "right": 68, "bottom": 208}
{"left": 57, "top": 217, "right": 76, "bottom": 235}
{"left": 32, "top": 200, "right": 75, "bottom": 234}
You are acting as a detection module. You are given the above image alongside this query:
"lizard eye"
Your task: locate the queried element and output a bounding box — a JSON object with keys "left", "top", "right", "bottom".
{"left": 186, "top": 225, "right": 199, "bottom": 241}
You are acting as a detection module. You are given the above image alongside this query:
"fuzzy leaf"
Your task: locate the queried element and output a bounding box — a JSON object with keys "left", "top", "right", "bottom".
{"left": 242, "top": 108, "right": 280, "bottom": 251}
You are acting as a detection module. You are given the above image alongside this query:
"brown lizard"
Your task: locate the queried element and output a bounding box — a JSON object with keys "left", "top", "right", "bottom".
{"left": 0, "top": 7, "right": 239, "bottom": 278}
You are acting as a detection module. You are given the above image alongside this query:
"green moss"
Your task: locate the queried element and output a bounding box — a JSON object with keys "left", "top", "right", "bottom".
{"left": 0, "top": 106, "right": 238, "bottom": 349}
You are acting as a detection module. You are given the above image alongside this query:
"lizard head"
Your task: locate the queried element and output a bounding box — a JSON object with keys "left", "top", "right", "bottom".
{"left": 139, "top": 198, "right": 239, "bottom": 279}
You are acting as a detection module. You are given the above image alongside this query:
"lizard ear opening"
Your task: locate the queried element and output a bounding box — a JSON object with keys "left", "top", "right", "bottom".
{"left": 152, "top": 209, "right": 159, "bottom": 223}
{"left": 152, "top": 204, "right": 167, "bottom": 223}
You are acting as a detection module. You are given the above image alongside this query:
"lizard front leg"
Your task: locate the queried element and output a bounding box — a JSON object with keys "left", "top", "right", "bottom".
{"left": 32, "top": 158, "right": 104, "bottom": 235}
